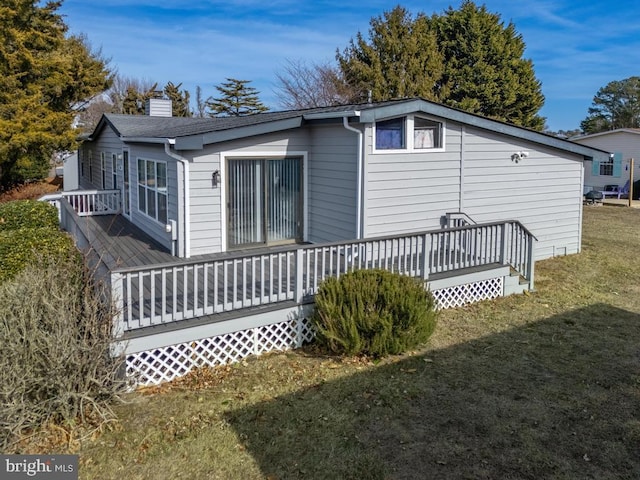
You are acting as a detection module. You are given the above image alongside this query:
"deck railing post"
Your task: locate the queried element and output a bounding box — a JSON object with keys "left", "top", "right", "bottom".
{"left": 295, "top": 247, "right": 304, "bottom": 303}
{"left": 421, "top": 232, "right": 431, "bottom": 280}
{"left": 500, "top": 223, "right": 508, "bottom": 266}
{"left": 110, "top": 271, "right": 126, "bottom": 338}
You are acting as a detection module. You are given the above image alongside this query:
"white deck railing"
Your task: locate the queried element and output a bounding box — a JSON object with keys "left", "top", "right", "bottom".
{"left": 111, "top": 220, "right": 536, "bottom": 334}
{"left": 40, "top": 190, "right": 121, "bottom": 217}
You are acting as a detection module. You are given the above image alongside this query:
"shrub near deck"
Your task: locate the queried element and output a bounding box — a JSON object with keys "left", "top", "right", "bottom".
{"left": 311, "top": 269, "right": 438, "bottom": 357}
{"left": 0, "top": 200, "right": 75, "bottom": 282}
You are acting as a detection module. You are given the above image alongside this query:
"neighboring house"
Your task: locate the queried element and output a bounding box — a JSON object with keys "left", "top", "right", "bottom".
{"left": 52, "top": 97, "right": 610, "bottom": 385}
{"left": 573, "top": 128, "right": 640, "bottom": 193}
{"left": 75, "top": 97, "right": 608, "bottom": 261}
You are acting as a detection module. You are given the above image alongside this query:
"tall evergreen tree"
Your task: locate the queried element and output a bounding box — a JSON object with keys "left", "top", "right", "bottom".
{"left": 337, "top": 2, "right": 545, "bottom": 130}
{"left": 164, "top": 81, "right": 191, "bottom": 117}
{"left": 206, "top": 78, "right": 268, "bottom": 117}
{"left": 433, "top": 1, "right": 545, "bottom": 129}
{"left": 0, "top": 1, "right": 112, "bottom": 186}
{"left": 121, "top": 83, "right": 158, "bottom": 115}
{"left": 337, "top": 6, "right": 444, "bottom": 103}
{"left": 580, "top": 77, "right": 640, "bottom": 134}
{"left": 195, "top": 85, "right": 207, "bottom": 118}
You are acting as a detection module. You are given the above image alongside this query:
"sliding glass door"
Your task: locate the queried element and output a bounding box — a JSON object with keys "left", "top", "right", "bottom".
{"left": 228, "top": 157, "right": 302, "bottom": 248}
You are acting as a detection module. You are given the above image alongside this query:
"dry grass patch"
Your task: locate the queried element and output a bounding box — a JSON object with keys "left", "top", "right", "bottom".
{"left": 42, "top": 206, "right": 640, "bottom": 479}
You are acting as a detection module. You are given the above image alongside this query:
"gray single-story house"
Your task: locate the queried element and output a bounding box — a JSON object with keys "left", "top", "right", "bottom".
{"left": 573, "top": 128, "right": 640, "bottom": 193}
{"left": 75, "top": 97, "right": 608, "bottom": 261}
{"left": 55, "top": 97, "right": 615, "bottom": 386}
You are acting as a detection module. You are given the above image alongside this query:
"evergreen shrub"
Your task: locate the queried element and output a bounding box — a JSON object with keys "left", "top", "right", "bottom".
{"left": 0, "top": 227, "right": 76, "bottom": 282}
{"left": 311, "top": 269, "right": 437, "bottom": 357}
{"left": 0, "top": 199, "right": 59, "bottom": 231}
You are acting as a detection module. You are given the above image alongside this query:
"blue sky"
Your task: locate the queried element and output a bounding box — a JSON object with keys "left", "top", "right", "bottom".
{"left": 59, "top": 0, "right": 640, "bottom": 131}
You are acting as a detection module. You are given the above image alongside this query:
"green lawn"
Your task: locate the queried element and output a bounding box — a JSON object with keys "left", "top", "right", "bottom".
{"left": 71, "top": 206, "right": 640, "bottom": 478}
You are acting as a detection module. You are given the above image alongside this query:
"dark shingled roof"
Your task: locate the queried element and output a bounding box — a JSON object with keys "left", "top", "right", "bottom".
{"left": 93, "top": 100, "right": 407, "bottom": 140}
{"left": 87, "top": 98, "right": 609, "bottom": 160}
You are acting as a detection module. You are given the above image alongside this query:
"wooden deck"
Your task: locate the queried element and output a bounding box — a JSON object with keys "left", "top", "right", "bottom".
{"left": 54, "top": 195, "right": 535, "bottom": 336}
{"left": 81, "top": 214, "right": 175, "bottom": 269}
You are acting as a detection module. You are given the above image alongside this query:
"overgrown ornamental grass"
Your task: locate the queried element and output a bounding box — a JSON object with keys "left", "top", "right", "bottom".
{"left": 19, "top": 206, "right": 640, "bottom": 479}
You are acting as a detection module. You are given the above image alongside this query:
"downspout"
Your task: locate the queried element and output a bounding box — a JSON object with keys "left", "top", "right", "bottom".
{"left": 164, "top": 140, "right": 190, "bottom": 258}
{"left": 342, "top": 116, "right": 363, "bottom": 239}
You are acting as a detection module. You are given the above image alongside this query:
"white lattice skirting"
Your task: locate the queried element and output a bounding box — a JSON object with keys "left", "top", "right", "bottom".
{"left": 126, "top": 276, "right": 504, "bottom": 386}
{"left": 431, "top": 276, "right": 503, "bottom": 310}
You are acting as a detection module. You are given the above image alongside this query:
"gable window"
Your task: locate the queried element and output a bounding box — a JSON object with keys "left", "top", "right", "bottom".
{"left": 137, "top": 158, "right": 167, "bottom": 224}
{"left": 375, "top": 118, "right": 406, "bottom": 150}
{"left": 414, "top": 117, "right": 442, "bottom": 149}
{"left": 374, "top": 115, "right": 445, "bottom": 152}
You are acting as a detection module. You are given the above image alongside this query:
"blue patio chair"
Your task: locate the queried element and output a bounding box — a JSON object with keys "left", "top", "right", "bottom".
{"left": 617, "top": 180, "right": 631, "bottom": 199}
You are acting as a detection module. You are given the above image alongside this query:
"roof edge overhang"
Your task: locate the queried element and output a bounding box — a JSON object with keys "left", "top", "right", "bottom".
{"left": 174, "top": 116, "right": 304, "bottom": 150}
{"left": 572, "top": 128, "right": 640, "bottom": 141}
{"left": 303, "top": 110, "right": 361, "bottom": 120}
{"left": 120, "top": 137, "right": 170, "bottom": 144}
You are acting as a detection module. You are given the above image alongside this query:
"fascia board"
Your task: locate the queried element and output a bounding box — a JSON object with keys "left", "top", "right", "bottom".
{"left": 174, "top": 117, "right": 303, "bottom": 150}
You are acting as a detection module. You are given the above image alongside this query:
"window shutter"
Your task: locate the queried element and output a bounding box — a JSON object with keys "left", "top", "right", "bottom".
{"left": 612, "top": 152, "right": 623, "bottom": 177}
{"left": 592, "top": 159, "right": 600, "bottom": 176}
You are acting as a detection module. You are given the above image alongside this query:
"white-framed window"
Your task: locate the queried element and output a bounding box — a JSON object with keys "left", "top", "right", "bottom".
{"left": 592, "top": 152, "right": 622, "bottom": 178}
{"left": 374, "top": 115, "right": 445, "bottom": 152}
{"left": 375, "top": 117, "right": 406, "bottom": 150}
{"left": 414, "top": 117, "right": 443, "bottom": 149}
{"left": 137, "top": 158, "right": 167, "bottom": 224}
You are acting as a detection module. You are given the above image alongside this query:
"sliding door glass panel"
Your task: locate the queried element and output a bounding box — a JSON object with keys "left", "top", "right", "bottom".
{"left": 267, "top": 158, "right": 300, "bottom": 242}
{"left": 228, "top": 159, "right": 263, "bottom": 246}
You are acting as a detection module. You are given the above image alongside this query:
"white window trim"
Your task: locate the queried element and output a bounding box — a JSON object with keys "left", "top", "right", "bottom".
{"left": 136, "top": 157, "right": 169, "bottom": 225}
{"left": 220, "top": 150, "right": 308, "bottom": 252}
{"left": 373, "top": 114, "right": 446, "bottom": 154}
{"left": 111, "top": 153, "right": 118, "bottom": 189}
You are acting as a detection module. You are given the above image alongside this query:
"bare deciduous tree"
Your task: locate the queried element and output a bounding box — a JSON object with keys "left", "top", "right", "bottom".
{"left": 275, "top": 59, "right": 357, "bottom": 110}
{"left": 108, "top": 74, "right": 157, "bottom": 114}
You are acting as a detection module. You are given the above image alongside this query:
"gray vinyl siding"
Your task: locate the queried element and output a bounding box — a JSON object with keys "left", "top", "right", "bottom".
{"left": 363, "top": 121, "right": 462, "bottom": 237}
{"left": 80, "top": 127, "right": 122, "bottom": 190}
{"left": 462, "top": 127, "right": 583, "bottom": 260}
{"left": 186, "top": 130, "right": 311, "bottom": 256}
{"left": 308, "top": 124, "right": 358, "bottom": 243}
{"left": 189, "top": 153, "right": 223, "bottom": 255}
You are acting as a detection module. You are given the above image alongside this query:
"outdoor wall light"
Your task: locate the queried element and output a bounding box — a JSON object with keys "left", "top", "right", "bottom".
{"left": 511, "top": 151, "right": 529, "bottom": 163}
{"left": 212, "top": 170, "right": 221, "bottom": 188}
